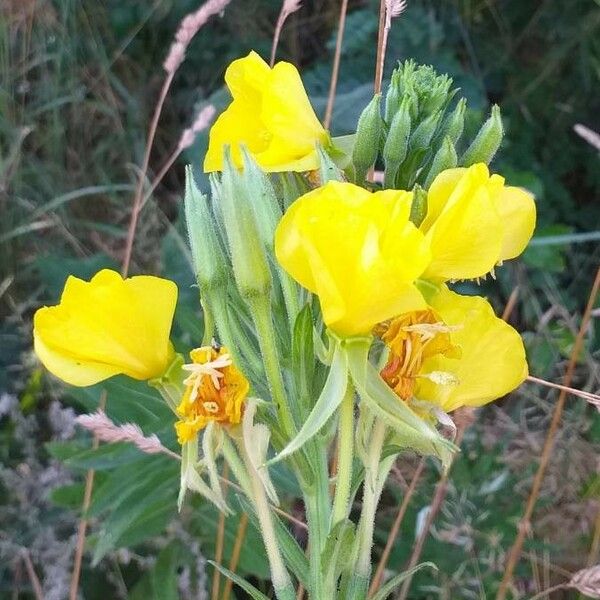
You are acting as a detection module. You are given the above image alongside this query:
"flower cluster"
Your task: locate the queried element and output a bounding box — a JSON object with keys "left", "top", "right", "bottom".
{"left": 32, "top": 51, "right": 537, "bottom": 600}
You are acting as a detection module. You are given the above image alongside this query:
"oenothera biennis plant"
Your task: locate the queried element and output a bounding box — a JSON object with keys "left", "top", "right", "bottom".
{"left": 33, "top": 53, "right": 536, "bottom": 600}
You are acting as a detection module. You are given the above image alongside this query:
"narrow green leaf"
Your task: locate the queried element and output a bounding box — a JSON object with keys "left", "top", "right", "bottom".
{"left": 321, "top": 518, "right": 356, "bottom": 582}
{"left": 266, "top": 340, "right": 348, "bottom": 465}
{"left": 207, "top": 562, "right": 271, "bottom": 600}
{"left": 292, "top": 304, "right": 315, "bottom": 415}
{"left": 370, "top": 562, "right": 437, "bottom": 600}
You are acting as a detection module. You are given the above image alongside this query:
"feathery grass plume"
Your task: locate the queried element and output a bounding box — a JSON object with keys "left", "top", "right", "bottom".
{"left": 76, "top": 410, "right": 179, "bottom": 459}
{"left": 570, "top": 565, "right": 600, "bottom": 598}
{"left": 164, "top": 0, "right": 232, "bottom": 74}
{"left": 178, "top": 105, "right": 217, "bottom": 151}
{"left": 375, "top": 0, "right": 408, "bottom": 93}
{"left": 270, "top": 0, "right": 303, "bottom": 66}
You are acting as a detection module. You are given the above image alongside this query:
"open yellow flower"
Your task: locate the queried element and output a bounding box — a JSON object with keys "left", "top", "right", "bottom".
{"left": 175, "top": 346, "right": 249, "bottom": 444}
{"left": 33, "top": 269, "right": 178, "bottom": 387}
{"left": 275, "top": 181, "right": 431, "bottom": 337}
{"left": 204, "top": 51, "right": 329, "bottom": 173}
{"left": 420, "top": 163, "right": 536, "bottom": 281}
{"left": 378, "top": 285, "right": 528, "bottom": 413}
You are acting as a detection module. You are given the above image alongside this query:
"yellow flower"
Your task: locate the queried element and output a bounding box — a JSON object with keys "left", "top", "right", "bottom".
{"left": 420, "top": 163, "right": 536, "bottom": 281}
{"left": 275, "top": 181, "right": 431, "bottom": 337}
{"left": 204, "top": 51, "right": 329, "bottom": 173}
{"left": 175, "top": 346, "right": 249, "bottom": 444}
{"left": 378, "top": 285, "right": 528, "bottom": 413}
{"left": 33, "top": 269, "right": 177, "bottom": 387}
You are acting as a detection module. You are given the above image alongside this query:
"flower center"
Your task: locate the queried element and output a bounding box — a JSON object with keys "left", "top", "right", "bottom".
{"left": 182, "top": 353, "right": 232, "bottom": 402}
{"left": 375, "top": 309, "right": 459, "bottom": 400}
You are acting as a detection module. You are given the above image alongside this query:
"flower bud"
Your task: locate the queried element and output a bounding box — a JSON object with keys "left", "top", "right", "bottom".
{"left": 409, "top": 184, "right": 428, "bottom": 227}
{"left": 352, "top": 93, "right": 383, "bottom": 182}
{"left": 241, "top": 149, "right": 281, "bottom": 252}
{"left": 184, "top": 166, "right": 228, "bottom": 293}
{"left": 460, "top": 104, "right": 503, "bottom": 167}
{"left": 220, "top": 150, "right": 272, "bottom": 299}
{"left": 421, "top": 75, "right": 452, "bottom": 116}
{"left": 384, "top": 70, "right": 401, "bottom": 123}
{"left": 409, "top": 110, "right": 442, "bottom": 152}
{"left": 439, "top": 98, "right": 466, "bottom": 146}
{"left": 424, "top": 136, "right": 458, "bottom": 189}
{"left": 383, "top": 96, "right": 411, "bottom": 187}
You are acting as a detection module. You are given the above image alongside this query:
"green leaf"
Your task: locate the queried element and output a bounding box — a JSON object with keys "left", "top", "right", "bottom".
{"left": 292, "top": 304, "right": 315, "bottom": 416}
{"left": 207, "top": 562, "right": 271, "bottom": 600}
{"left": 267, "top": 339, "right": 348, "bottom": 465}
{"left": 370, "top": 562, "right": 437, "bottom": 600}
{"left": 321, "top": 518, "right": 355, "bottom": 582}
{"left": 64, "top": 442, "right": 144, "bottom": 471}
{"left": 129, "top": 542, "right": 182, "bottom": 600}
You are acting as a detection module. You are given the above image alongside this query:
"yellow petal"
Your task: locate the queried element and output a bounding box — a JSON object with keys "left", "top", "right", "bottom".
{"left": 492, "top": 185, "right": 537, "bottom": 260}
{"left": 275, "top": 181, "right": 430, "bottom": 337}
{"left": 204, "top": 51, "right": 327, "bottom": 173}
{"left": 423, "top": 177, "right": 503, "bottom": 280}
{"left": 416, "top": 286, "right": 528, "bottom": 412}
{"left": 33, "top": 269, "right": 178, "bottom": 386}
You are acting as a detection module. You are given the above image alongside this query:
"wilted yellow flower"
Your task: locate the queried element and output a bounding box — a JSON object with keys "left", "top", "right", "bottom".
{"left": 420, "top": 163, "right": 536, "bottom": 281}
{"left": 175, "top": 346, "right": 249, "bottom": 444}
{"left": 378, "top": 285, "right": 528, "bottom": 413}
{"left": 33, "top": 269, "right": 178, "bottom": 386}
{"left": 204, "top": 51, "right": 329, "bottom": 173}
{"left": 275, "top": 181, "right": 431, "bottom": 337}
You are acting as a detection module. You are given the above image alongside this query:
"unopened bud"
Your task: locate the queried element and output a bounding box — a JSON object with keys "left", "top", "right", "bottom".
{"left": 460, "top": 104, "right": 503, "bottom": 167}
{"left": 241, "top": 150, "right": 281, "bottom": 252}
{"left": 383, "top": 97, "right": 411, "bottom": 188}
{"left": 424, "top": 136, "right": 458, "bottom": 189}
{"left": 220, "top": 150, "right": 272, "bottom": 299}
{"left": 352, "top": 94, "right": 383, "bottom": 182}
{"left": 439, "top": 98, "right": 466, "bottom": 146}
{"left": 409, "top": 110, "right": 442, "bottom": 152}
{"left": 409, "top": 184, "right": 428, "bottom": 227}
{"left": 184, "top": 166, "right": 227, "bottom": 292}
{"left": 384, "top": 70, "right": 401, "bottom": 123}
{"left": 421, "top": 76, "right": 452, "bottom": 116}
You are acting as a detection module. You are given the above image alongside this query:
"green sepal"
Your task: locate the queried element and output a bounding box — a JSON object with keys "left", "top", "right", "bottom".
{"left": 346, "top": 339, "right": 457, "bottom": 470}
{"left": 438, "top": 97, "right": 466, "bottom": 146}
{"left": 317, "top": 144, "right": 345, "bottom": 183}
{"left": 383, "top": 96, "right": 412, "bottom": 188}
{"left": 148, "top": 353, "right": 185, "bottom": 414}
{"left": 409, "top": 184, "right": 428, "bottom": 228}
{"left": 328, "top": 134, "right": 356, "bottom": 170}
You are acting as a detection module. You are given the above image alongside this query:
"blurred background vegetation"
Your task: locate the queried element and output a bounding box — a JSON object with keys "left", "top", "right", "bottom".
{"left": 1, "top": 0, "right": 599, "bottom": 598}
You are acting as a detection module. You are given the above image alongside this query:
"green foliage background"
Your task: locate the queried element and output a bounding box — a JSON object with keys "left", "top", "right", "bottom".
{"left": 1, "top": 0, "right": 599, "bottom": 598}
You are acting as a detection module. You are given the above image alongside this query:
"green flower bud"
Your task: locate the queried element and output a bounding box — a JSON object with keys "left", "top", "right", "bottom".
{"left": 409, "top": 184, "right": 428, "bottom": 227}
{"left": 184, "top": 166, "right": 228, "bottom": 293}
{"left": 220, "top": 149, "right": 272, "bottom": 299}
{"left": 352, "top": 93, "right": 383, "bottom": 182}
{"left": 424, "top": 136, "right": 458, "bottom": 189}
{"left": 241, "top": 149, "right": 281, "bottom": 252}
{"left": 439, "top": 98, "right": 466, "bottom": 146}
{"left": 384, "top": 70, "right": 401, "bottom": 123}
{"left": 460, "top": 104, "right": 503, "bottom": 167}
{"left": 421, "top": 75, "right": 452, "bottom": 116}
{"left": 383, "top": 96, "right": 411, "bottom": 188}
{"left": 409, "top": 110, "right": 442, "bottom": 152}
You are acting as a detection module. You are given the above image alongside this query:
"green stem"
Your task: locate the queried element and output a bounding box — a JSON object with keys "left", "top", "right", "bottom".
{"left": 238, "top": 438, "right": 295, "bottom": 599}
{"left": 249, "top": 294, "right": 296, "bottom": 438}
{"left": 305, "top": 445, "right": 331, "bottom": 599}
{"left": 331, "top": 382, "right": 355, "bottom": 526}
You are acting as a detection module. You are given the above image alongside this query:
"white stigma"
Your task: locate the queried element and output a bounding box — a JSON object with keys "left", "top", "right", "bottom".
{"left": 182, "top": 353, "right": 233, "bottom": 402}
